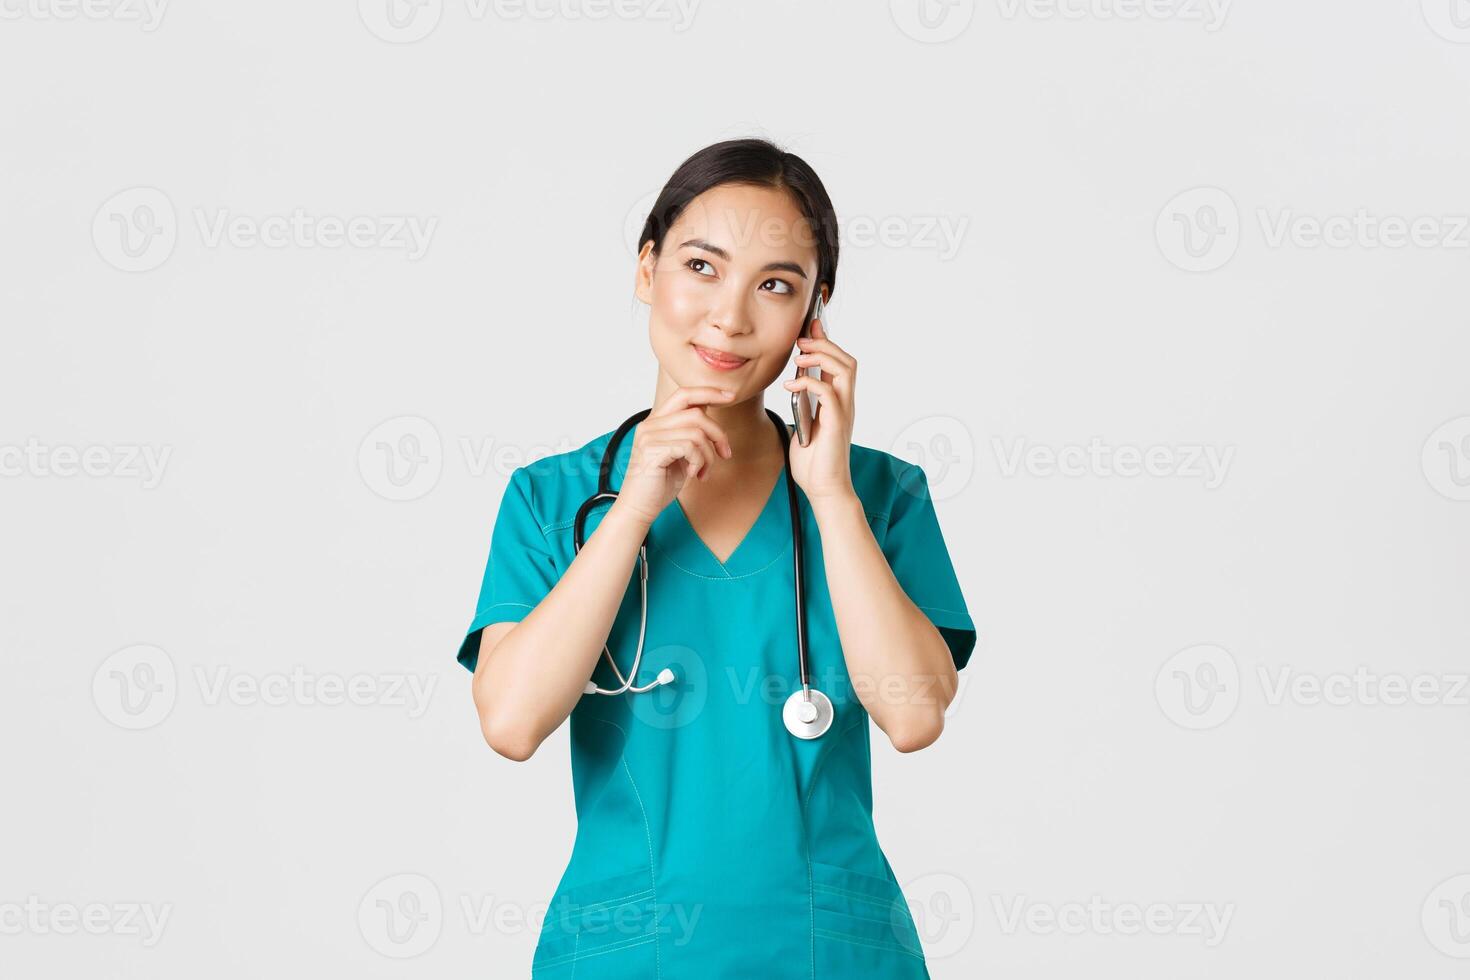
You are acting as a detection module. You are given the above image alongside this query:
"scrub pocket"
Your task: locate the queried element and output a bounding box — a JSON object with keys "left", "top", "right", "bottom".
{"left": 811, "top": 861, "right": 929, "bottom": 977}
{"left": 532, "top": 867, "right": 659, "bottom": 979}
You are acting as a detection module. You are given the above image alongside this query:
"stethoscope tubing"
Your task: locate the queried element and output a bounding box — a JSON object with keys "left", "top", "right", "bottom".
{"left": 573, "top": 407, "right": 811, "bottom": 694}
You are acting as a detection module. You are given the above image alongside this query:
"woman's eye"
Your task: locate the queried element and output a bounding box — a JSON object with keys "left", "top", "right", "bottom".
{"left": 686, "top": 258, "right": 716, "bottom": 277}
{"left": 761, "top": 278, "right": 794, "bottom": 295}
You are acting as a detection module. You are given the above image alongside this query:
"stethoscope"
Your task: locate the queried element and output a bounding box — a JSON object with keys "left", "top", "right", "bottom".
{"left": 571, "top": 406, "right": 835, "bottom": 739}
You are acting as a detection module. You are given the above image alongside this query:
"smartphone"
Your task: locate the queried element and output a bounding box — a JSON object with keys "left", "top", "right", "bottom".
{"left": 791, "top": 289, "right": 826, "bottom": 446}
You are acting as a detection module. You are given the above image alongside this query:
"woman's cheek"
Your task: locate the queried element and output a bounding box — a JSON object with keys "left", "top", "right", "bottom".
{"left": 656, "top": 277, "right": 706, "bottom": 325}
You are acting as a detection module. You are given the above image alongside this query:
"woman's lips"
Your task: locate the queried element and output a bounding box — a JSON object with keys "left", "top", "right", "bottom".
{"left": 692, "top": 343, "right": 749, "bottom": 370}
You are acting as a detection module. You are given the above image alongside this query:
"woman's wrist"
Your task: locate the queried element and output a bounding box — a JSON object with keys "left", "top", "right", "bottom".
{"left": 606, "top": 495, "right": 659, "bottom": 532}
{"left": 808, "top": 488, "right": 864, "bottom": 527}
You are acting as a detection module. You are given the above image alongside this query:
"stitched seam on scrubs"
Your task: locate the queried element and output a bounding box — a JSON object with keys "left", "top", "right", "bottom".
{"left": 591, "top": 717, "right": 660, "bottom": 980}
{"left": 542, "top": 934, "right": 655, "bottom": 964}
{"left": 812, "top": 883, "right": 906, "bottom": 917}
{"left": 539, "top": 888, "right": 655, "bottom": 925}
{"left": 647, "top": 536, "right": 792, "bottom": 580}
{"left": 536, "top": 933, "right": 656, "bottom": 969}
{"left": 813, "top": 927, "right": 925, "bottom": 960}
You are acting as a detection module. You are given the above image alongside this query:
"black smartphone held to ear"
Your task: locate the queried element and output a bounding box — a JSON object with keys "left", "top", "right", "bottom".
{"left": 791, "top": 288, "right": 827, "bottom": 446}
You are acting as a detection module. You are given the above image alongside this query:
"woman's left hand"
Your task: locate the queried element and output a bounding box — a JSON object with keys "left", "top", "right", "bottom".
{"left": 783, "top": 314, "right": 857, "bottom": 501}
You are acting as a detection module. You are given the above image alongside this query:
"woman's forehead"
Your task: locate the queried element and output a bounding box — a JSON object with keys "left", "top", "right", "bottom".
{"left": 671, "top": 184, "right": 818, "bottom": 262}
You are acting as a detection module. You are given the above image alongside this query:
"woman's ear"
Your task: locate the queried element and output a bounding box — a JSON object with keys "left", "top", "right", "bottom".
{"left": 633, "top": 241, "right": 656, "bottom": 304}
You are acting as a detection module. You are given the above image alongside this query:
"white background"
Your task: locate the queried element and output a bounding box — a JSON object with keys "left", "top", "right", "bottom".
{"left": 3, "top": 1, "right": 1469, "bottom": 977}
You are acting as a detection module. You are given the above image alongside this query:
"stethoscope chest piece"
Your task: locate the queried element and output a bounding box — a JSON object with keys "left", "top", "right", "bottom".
{"left": 783, "top": 688, "right": 834, "bottom": 740}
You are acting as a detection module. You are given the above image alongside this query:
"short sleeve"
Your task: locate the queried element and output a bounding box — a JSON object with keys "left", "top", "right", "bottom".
{"left": 881, "top": 462, "right": 977, "bottom": 671}
{"left": 455, "top": 466, "right": 561, "bottom": 673}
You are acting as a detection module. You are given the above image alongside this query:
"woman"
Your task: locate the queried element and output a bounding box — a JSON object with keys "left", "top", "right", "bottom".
{"left": 455, "top": 138, "right": 976, "bottom": 978}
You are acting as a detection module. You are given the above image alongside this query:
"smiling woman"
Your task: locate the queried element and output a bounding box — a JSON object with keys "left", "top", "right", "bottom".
{"left": 456, "top": 137, "right": 976, "bottom": 978}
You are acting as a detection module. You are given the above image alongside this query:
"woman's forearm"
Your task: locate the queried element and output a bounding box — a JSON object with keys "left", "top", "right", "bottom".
{"left": 810, "top": 491, "right": 958, "bottom": 752}
{"left": 472, "top": 500, "right": 652, "bottom": 759}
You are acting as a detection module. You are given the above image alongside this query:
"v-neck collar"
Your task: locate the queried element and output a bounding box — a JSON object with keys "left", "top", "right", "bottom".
{"left": 608, "top": 419, "right": 794, "bottom": 579}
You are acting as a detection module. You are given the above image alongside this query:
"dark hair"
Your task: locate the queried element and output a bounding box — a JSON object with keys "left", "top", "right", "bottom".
{"left": 637, "top": 138, "right": 840, "bottom": 308}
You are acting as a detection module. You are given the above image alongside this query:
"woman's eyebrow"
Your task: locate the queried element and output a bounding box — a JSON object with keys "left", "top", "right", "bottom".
{"left": 678, "top": 238, "right": 809, "bottom": 279}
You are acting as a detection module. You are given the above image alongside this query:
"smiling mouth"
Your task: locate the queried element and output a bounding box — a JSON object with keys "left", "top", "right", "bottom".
{"left": 692, "top": 343, "right": 749, "bottom": 369}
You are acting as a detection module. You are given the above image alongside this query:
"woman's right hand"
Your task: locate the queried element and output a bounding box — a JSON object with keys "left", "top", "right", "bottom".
{"left": 613, "top": 387, "right": 737, "bottom": 525}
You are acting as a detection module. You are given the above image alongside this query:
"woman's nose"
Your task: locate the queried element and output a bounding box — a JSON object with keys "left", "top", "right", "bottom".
{"left": 707, "top": 287, "right": 754, "bottom": 335}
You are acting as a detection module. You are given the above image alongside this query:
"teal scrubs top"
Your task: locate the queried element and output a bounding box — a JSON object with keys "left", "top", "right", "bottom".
{"left": 456, "top": 421, "right": 976, "bottom": 979}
